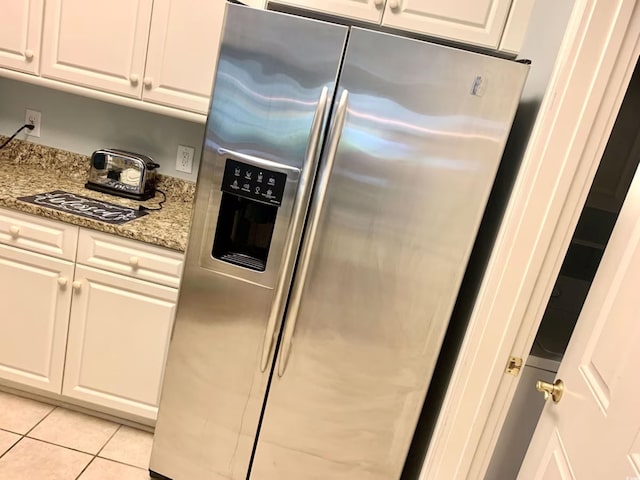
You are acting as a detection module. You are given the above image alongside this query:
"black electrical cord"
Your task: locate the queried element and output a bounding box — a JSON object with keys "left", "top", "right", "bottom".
{"left": 138, "top": 189, "right": 167, "bottom": 211}
{"left": 0, "top": 124, "right": 35, "bottom": 150}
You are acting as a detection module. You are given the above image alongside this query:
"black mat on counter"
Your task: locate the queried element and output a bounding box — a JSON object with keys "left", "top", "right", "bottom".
{"left": 17, "top": 190, "right": 148, "bottom": 224}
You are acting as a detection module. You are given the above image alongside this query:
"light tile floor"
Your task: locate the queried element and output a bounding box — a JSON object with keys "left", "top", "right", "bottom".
{"left": 0, "top": 391, "right": 153, "bottom": 479}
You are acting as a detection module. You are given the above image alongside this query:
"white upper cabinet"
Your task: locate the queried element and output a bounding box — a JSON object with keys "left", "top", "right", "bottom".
{"left": 0, "top": 0, "right": 44, "bottom": 75}
{"left": 41, "top": 0, "right": 153, "bottom": 98}
{"left": 143, "top": 0, "right": 225, "bottom": 114}
{"left": 273, "top": 0, "right": 386, "bottom": 23}
{"left": 381, "top": 0, "right": 513, "bottom": 48}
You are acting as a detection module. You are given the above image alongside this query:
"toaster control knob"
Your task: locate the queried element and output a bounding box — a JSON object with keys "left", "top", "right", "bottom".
{"left": 24, "top": 50, "right": 34, "bottom": 60}
{"left": 144, "top": 77, "right": 153, "bottom": 89}
{"left": 9, "top": 226, "right": 20, "bottom": 238}
{"left": 129, "top": 256, "right": 140, "bottom": 268}
{"left": 130, "top": 74, "right": 139, "bottom": 85}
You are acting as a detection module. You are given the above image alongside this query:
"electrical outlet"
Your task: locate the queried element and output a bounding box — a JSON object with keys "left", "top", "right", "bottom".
{"left": 25, "top": 109, "right": 41, "bottom": 138}
{"left": 176, "top": 145, "right": 195, "bottom": 173}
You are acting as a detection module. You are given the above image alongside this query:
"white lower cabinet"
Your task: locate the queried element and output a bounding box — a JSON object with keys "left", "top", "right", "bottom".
{"left": 0, "top": 243, "right": 73, "bottom": 393}
{"left": 62, "top": 265, "right": 178, "bottom": 420}
{"left": 0, "top": 207, "right": 184, "bottom": 422}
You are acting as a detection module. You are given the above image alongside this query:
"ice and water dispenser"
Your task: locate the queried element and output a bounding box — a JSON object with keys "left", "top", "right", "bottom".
{"left": 212, "top": 158, "right": 288, "bottom": 272}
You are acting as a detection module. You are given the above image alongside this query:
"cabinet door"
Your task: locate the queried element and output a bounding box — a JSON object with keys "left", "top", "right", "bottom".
{"left": 0, "top": 0, "right": 44, "bottom": 74}
{"left": 271, "top": 0, "right": 386, "bottom": 23}
{"left": 143, "top": 0, "right": 226, "bottom": 114}
{"left": 0, "top": 244, "right": 73, "bottom": 393}
{"left": 62, "top": 265, "right": 177, "bottom": 420}
{"left": 382, "top": 0, "right": 513, "bottom": 48}
{"left": 41, "top": 0, "right": 153, "bottom": 98}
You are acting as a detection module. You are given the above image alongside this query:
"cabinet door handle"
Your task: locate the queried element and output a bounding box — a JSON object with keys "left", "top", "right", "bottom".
{"left": 130, "top": 74, "right": 139, "bottom": 85}
{"left": 143, "top": 77, "right": 153, "bottom": 88}
{"left": 24, "top": 50, "right": 34, "bottom": 60}
{"left": 129, "top": 256, "right": 140, "bottom": 268}
{"left": 58, "top": 277, "right": 68, "bottom": 288}
{"left": 9, "top": 225, "right": 20, "bottom": 238}
{"left": 373, "top": 0, "right": 384, "bottom": 7}
{"left": 72, "top": 281, "right": 82, "bottom": 291}
{"left": 388, "top": 0, "right": 401, "bottom": 10}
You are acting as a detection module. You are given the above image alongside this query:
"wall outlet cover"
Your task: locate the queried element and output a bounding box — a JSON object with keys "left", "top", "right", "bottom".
{"left": 25, "top": 109, "right": 41, "bottom": 137}
{"left": 176, "top": 145, "right": 195, "bottom": 174}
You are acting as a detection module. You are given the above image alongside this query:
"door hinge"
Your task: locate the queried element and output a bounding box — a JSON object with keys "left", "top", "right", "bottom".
{"left": 505, "top": 356, "right": 523, "bottom": 376}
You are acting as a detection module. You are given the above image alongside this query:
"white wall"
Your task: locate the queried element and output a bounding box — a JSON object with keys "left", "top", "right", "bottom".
{"left": 0, "top": 77, "right": 205, "bottom": 182}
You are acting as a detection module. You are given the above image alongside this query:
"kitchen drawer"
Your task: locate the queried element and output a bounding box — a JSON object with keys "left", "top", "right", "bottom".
{"left": 0, "top": 208, "right": 78, "bottom": 261}
{"left": 77, "top": 229, "right": 184, "bottom": 288}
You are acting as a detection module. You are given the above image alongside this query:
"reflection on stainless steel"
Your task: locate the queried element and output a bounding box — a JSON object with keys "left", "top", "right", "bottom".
{"left": 251, "top": 28, "right": 528, "bottom": 480}
{"left": 151, "top": 5, "right": 527, "bottom": 480}
{"left": 150, "top": 5, "right": 347, "bottom": 480}
{"left": 261, "top": 86, "right": 330, "bottom": 371}
{"left": 277, "top": 89, "right": 350, "bottom": 377}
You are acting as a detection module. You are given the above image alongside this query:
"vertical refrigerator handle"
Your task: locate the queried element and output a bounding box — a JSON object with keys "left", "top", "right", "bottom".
{"left": 260, "top": 87, "right": 329, "bottom": 372}
{"left": 277, "top": 89, "right": 350, "bottom": 377}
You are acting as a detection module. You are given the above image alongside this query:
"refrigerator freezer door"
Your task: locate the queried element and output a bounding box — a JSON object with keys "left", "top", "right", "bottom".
{"left": 149, "top": 5, "right": 348, "bottom": 480}
{"left": 251, "top": 29, "right": 528, "bottom": 480}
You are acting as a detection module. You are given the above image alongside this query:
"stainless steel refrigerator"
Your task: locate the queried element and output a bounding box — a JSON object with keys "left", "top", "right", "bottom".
{"left": 150, "top": 3, "right": 528, "bottom": 480}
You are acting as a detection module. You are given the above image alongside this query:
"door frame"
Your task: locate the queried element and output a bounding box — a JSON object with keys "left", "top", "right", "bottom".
{"left": 420, "top": 1, "right": 640, "bottom": 478}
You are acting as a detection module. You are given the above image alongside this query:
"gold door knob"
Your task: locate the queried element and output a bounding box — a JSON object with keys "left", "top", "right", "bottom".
{"left": 536, "top": 379, "right": 564, "bottom": 403}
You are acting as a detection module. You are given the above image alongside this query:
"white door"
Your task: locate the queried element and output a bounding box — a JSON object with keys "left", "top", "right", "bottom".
{"left": 271, "top": 0, "right": 386, "bottom": 23}
{"left": 41, "top": 0, "right": 153, "bottom": 97}
{"left": 518, "top": 164, "right": 640, "bottom": 478}
{"left": 381, "top": 0, "right": 512, "bottom": 48}
{"left": 0, "top": 0, "right": 44, "bottom": 75}
{"left": 62, "top": 265, "right": 177, "bottom": 420}
{"left": 0, "top": 244, "right": 73, "bottom": 393}
{"left": 143, "top": 0, "right": 225, "bottom": 114}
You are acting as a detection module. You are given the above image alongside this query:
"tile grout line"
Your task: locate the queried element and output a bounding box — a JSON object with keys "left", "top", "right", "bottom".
{"left": 75, "top": 424, "right": 121, "bottom": 480}
{"left": 0, "top": 433, "right": 24, "bottom": 461}
{"left": 74, "top": 455, "right": 97, "bottom": 480}
{"left": 94, "top": 454, "right": 150, "bottom": 471}
{"left": 95, "top": 424, "right": 122, "bottom": 458}
{"left": 0, "top": 403, "right": 58, "bottom": 462}
{"left": 23, "top": 405, "right": 58, "bottom": 437}
{"left": 20, "top": 435, "right": 103, "bottom": 456}
{"left": 2, "top": 400, "right": 150, "bottom": 473}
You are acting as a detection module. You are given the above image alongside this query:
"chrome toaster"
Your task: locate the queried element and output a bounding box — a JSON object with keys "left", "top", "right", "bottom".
{"left": 85, "top": 149, "right": 159, "bottom": 200}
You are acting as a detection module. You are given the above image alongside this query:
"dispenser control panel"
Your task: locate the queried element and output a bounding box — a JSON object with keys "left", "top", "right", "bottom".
{"left": 221, "top": 159, "right": 287, "bottom": 207}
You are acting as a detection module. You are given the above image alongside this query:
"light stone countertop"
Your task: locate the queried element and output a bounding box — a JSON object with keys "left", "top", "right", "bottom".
{"left": 0, "top": 139, "right": 195, "bottom": 252}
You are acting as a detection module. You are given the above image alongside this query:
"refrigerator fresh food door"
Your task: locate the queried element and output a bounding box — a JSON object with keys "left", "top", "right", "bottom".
{"left": 149, "top": 5, "right": 348, "bottom": 480}
{"left": 250, "top": 28, "right": 529, "bottom": 480}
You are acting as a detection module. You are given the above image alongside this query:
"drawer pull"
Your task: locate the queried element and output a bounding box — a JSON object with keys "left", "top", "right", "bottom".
{"left": 25, "top": 49, "right": 34, "bottom": 60}
{"left": 129, "top": 256, "right": 140, "bottom": 268}
{"left": 72, "top": 281, "right": 82, "bottom": 291}
{"left": 58, "top": 277, "right": 68, "bottom": 288}
{"left": 9, "top": 226, "right": 20, "bottom": 238}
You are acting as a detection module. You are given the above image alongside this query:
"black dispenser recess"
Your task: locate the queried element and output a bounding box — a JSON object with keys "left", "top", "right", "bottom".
{"left": 212, "top": 159, "right": 287, "bottom": 272}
